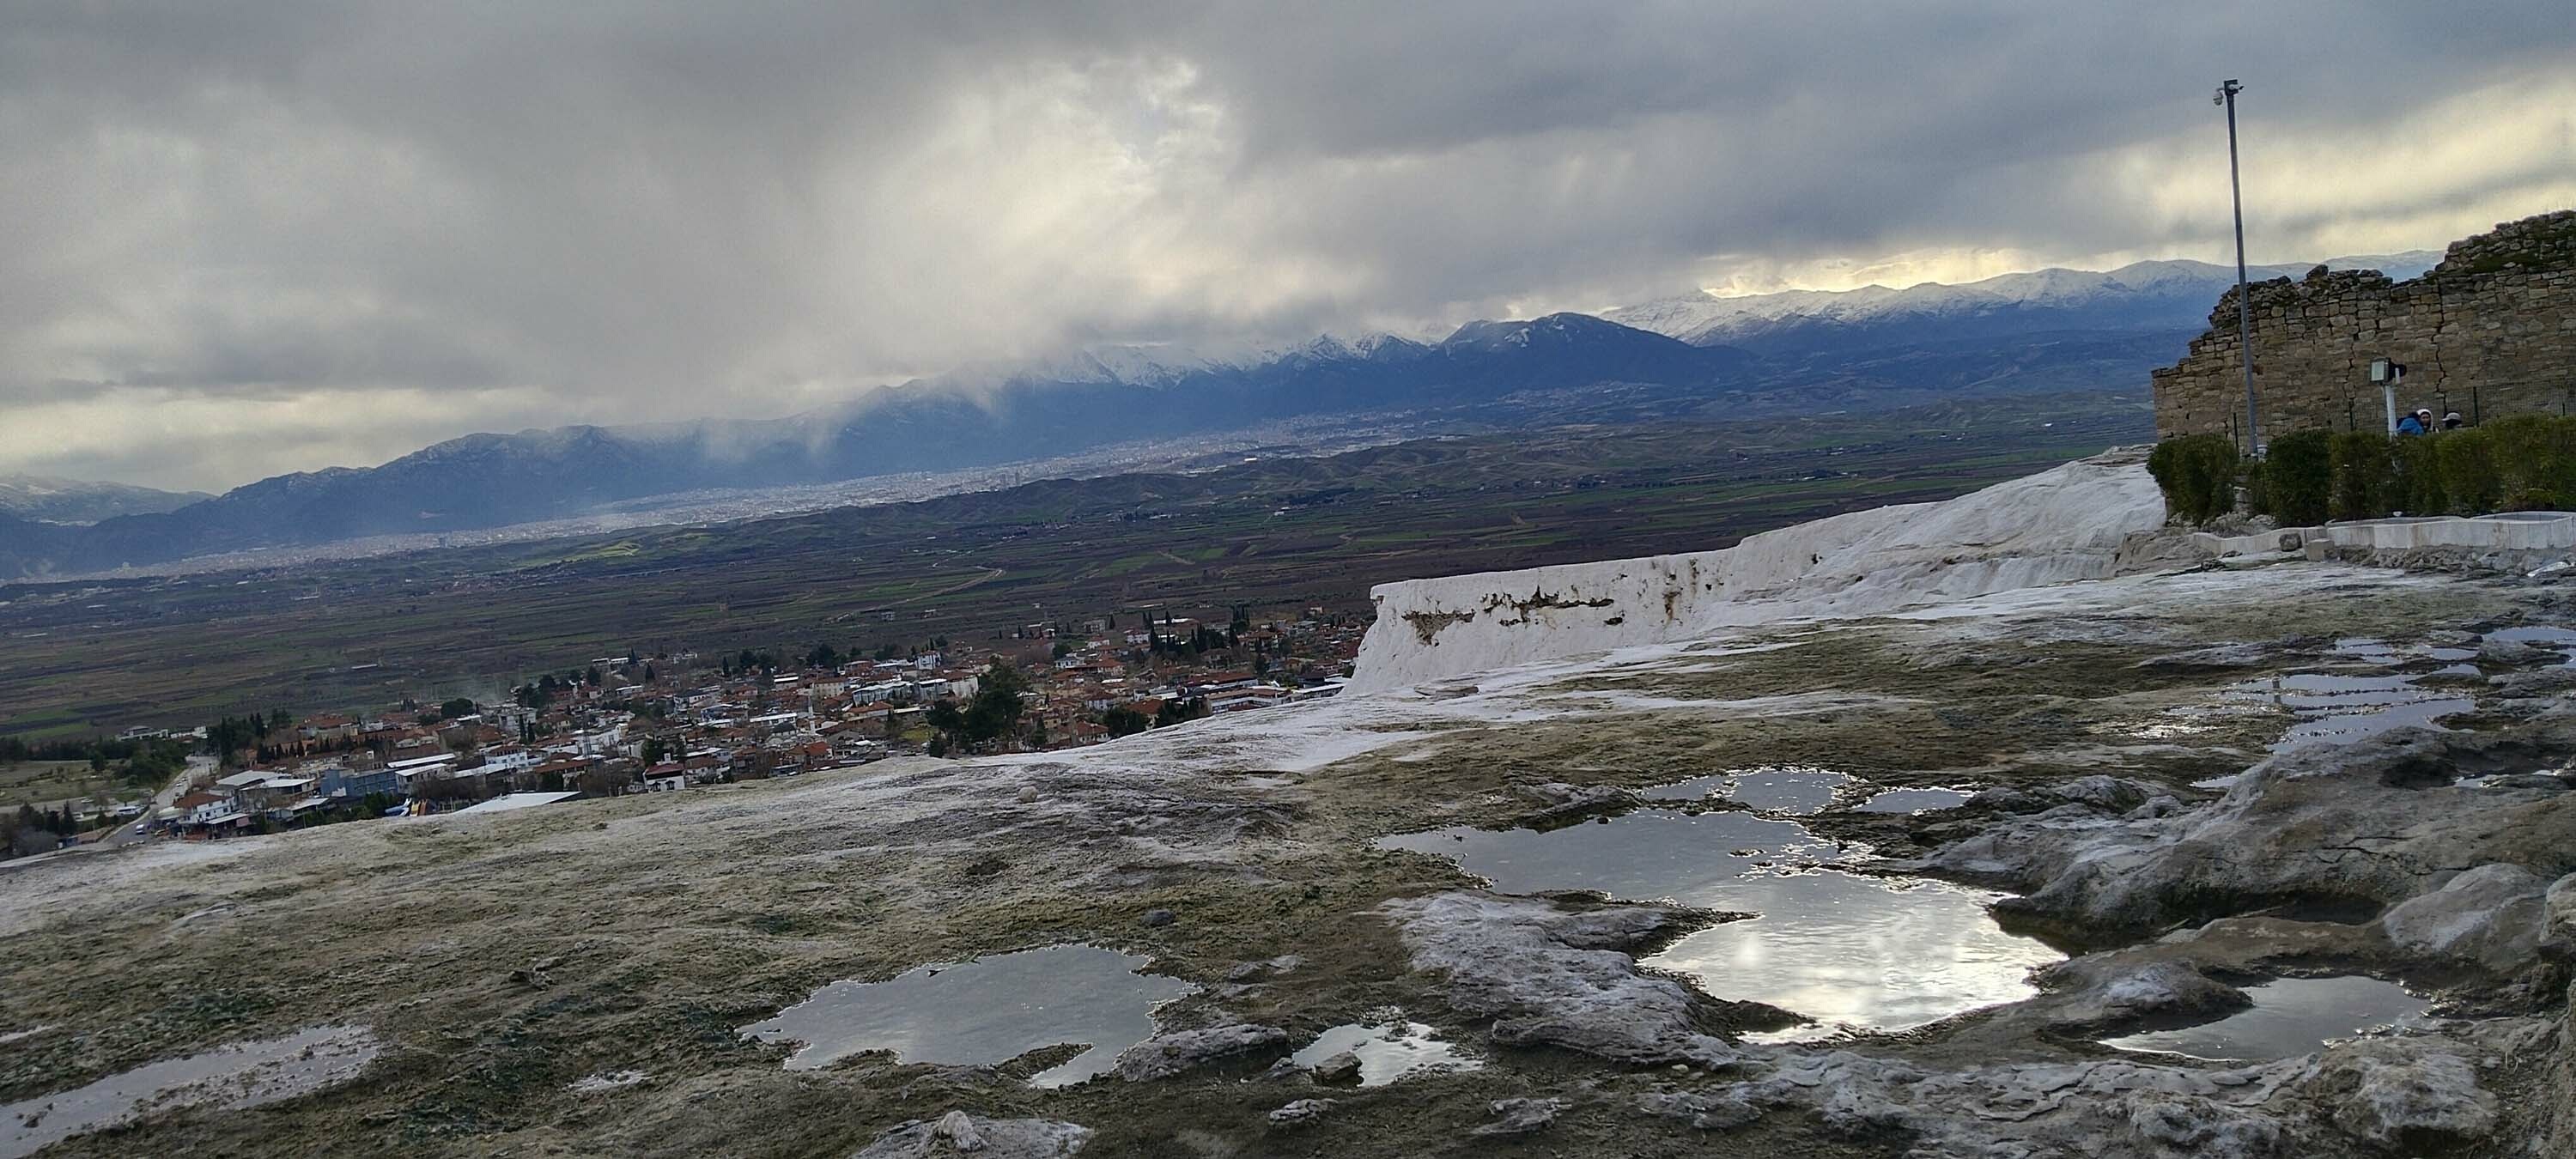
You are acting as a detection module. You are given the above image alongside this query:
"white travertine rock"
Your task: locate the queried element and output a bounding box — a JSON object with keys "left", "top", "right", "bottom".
{"left": 1351, "top": 451, "right": 2164, "bottom": 690}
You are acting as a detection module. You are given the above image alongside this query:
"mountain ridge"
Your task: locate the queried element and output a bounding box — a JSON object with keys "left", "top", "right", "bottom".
{"left": 1603, "top": 252, "right": 2442, "bottom": 353}
{"left": 0, "top": 473, "right": 214, "bottom": 525}
{"left": 1, "top": 247, "right": 2440, "bottom": 579}
{"left": 0, "top": 317, "right": 1755, "bottom": 577}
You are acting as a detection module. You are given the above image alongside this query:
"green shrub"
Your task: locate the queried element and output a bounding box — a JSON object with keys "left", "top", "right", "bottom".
{"left": 2146, "top": 434, "right": 2240, "bottom": 525}
{"left": 2329, "top": 431, "right": 2400, "bottom": 521}
{"left": 2391, "top": 434, "right": 2447, "bottom": 515}
{"left": 2262, "top": 428, "right": 2332, "bottom": 525}
{"left": 2485, "top": 414, "right": 2576, "bottom": 510}
{"left": 2438, "top": 428, "right": 2502, "bottom": 513}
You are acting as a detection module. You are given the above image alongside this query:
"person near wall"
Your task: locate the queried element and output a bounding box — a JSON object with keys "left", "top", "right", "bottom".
{"left": 2397, "top": 409, "right": 2430, "bottom": 435}
{"left": 2442, "top": 412, "right": 2466, "bottom": 430}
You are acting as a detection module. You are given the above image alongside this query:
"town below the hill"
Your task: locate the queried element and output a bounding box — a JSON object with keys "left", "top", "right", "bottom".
{"left": 4, "top": 605, "right": 1365, "bottom": 854}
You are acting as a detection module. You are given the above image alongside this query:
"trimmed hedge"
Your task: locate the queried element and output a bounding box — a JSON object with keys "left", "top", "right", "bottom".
{"left": 2438, "top": 428, "right": 2500, "bottom": 513}
{"left": 2391, "top": 434, "right": 2446, "bottom": 518}
{"left": 2329, "top": 431, "right": 2397, "bottom": 520}
{"left": 2253, "top": 414, "right": 2576, "bottom": 525}
{"left": 2260, "top": 429, "right": 2332, "bottom": 525}
{"left": 2146, "top": 434, "right": 2240, "bottom": 525}
{"left": 2486, "top": 414, "right": 2576, "bottom": 510}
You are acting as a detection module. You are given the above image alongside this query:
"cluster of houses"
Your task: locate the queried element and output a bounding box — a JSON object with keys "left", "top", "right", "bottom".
{"left": 139, "top": 608, "right": 1366, "bottom": 839}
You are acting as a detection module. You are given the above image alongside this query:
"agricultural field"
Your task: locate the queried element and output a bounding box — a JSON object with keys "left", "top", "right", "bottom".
{"left": 0, "top": 394, "right": 2147, "bottom": 739}
{"left": 0, "top": 761, "right": 128, "bottom": 810}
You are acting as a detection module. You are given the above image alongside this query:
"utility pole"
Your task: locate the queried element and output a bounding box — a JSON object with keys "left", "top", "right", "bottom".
{"left": 2215, "top": 79, "right": 2261, "bottom": 453}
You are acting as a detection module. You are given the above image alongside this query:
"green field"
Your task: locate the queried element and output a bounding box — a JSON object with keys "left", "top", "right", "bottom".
{"left": 0, "top": 394, "right": 2148, "bottom": 738}
{"left": 0, "top": 761, "right": 133, "bottom": 810}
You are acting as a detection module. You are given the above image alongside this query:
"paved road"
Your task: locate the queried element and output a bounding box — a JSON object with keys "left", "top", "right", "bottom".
{"left": 92, "top": 757, "right": 205, "bottom": 849}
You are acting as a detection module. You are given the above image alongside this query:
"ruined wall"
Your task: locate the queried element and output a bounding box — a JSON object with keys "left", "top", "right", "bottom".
{"left": 2153, "top": 210, "right": 2576, "bottom": 444}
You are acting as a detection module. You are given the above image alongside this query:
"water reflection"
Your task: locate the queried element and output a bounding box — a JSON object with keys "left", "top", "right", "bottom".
{"left": 2231, "top": 673, "right": 2473, "bottom": 752}
{"left": 741, "top": 945, "right": 1197, "bottom": 1085}
{"left": 1287, "top": 1016, "right": 1480, "bottom": 1085}
{"left": 1856, "top": 787, "right": 1974, "bottom": 814}
{"left": 1643, "top": 870, "right": 2055, "bottom": 1035}
{"left": 1379, "top": 810, "right": 1834, "bottom": 901}
{"left": 0, "top": 1025, "right": 379, "bottom": 1159}
{"left": 1378, "top": 809, "right": 2057, "bottom": 1035}
{"left": 1639, "top": 767, "right": 1850, "bottom": 813}
{"left": 2103, "top": 975, "right": 2427, "bottom": 1061}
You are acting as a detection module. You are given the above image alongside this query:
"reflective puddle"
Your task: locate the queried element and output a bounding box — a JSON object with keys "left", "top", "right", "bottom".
{"left": 741, "top": 945, "right": 1197, "bottom": 1086}
{"left": 1378, "top": 807, "right": 2058, "bottom": 1036}
{"left": 1714, "top": 767, "right": 1850, "bottom": 814}
{"left": 1640, "top": 766, "right": 1850, "bottom": 813}
{"left": 2231, "top": 673, "right": 2473, "bottom": 752}
{"left": 2485, "top": 626, "right": 2576, "bottom": 647}
{"left": 1287, "top": 1015, "right": 1480, "bottom": 1085}
{"left": 1, "top": 1024, "right": 379, "bottom": 1159}
{"left": 1380, "top": 810, "right": 1835, "bottom": 901}
{"left": 1856, "top": 787, "right": 1974, "bottom": 814}
{"left": 2101, "top": 975, "right": 2428, "bottom": 1062}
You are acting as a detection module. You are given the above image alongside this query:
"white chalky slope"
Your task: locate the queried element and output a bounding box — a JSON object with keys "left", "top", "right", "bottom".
{"left": 1349, "top": 451, "right": 2165, "bottom": 690}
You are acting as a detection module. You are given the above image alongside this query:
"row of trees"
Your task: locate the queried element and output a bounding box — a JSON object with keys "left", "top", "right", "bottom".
{"left": 6, "top": 803, "right": 92, "bottom": 859}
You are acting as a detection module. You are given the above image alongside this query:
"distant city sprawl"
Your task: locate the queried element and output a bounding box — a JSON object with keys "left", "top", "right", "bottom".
{"left": 0, "top": 605, "right": 1367, "bottom": 854}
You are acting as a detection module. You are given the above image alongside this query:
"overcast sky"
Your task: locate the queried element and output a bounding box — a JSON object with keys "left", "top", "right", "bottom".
{"left": 5, "top": 2, "right": 2573, "bottom": 492}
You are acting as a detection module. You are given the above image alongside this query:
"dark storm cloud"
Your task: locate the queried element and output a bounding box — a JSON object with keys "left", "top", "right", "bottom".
{"left": 3, "top": 1, "right": 2571, "bottom": 489}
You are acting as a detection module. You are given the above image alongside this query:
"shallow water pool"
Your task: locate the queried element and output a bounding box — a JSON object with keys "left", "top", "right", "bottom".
{"left": 2101, "top": 975, "right": 2428, "bottom": 1062}
{"left": 1378, "top": 807, "right": 2057, "bottom": 1035}
{"left": 1287, "top": 1016, "right": 1480, "bottom": 1085}
{"left": 741, "top": 944, "right": 1197, "bottom": 1085}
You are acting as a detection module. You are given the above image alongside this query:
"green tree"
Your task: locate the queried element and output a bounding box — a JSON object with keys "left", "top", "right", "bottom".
{"left": 440, "top": 697, "right": 477, "bottom": 719}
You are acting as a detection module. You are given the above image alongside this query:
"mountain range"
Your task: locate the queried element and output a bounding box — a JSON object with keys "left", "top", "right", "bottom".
{"left": 0, "top": 250, "right": 2439, "bottom": 579}
{"left": 0, "top": 474, "right": 212, "bottom": 525}
{"left": 1602, "top": 253, "right": 2439, "bottom": 353}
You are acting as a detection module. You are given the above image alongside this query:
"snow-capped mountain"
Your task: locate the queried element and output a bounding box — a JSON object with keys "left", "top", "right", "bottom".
{"left": 9, "top": 246, "right": 2454, "bottom": 577}
{"left": 1605, "top": 252, "right": 2441, "bottom": 353}
{"left": 0, "top": 474, "right": 211, "bottom": 525}
{"left": 0, "top": 315, "right": 1753, "bottom": 577}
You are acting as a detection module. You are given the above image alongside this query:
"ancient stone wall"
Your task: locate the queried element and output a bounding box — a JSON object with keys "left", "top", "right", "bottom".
{"left": 2153, "top": 209, "right": 2576, "bottom": 445}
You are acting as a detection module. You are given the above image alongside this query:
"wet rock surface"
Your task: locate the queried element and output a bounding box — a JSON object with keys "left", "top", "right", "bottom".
{"left": 849, "top": 1111, "right": 1094, "bottom": 1157}
{"left": 1468, "top": 1095, "right": 1564, "bottom": 1137}
{"left": 10, "top": 561, "right": 2576, "bottom": 1156}
{"left": 1381, "top": 892, "right": 1741, "bottom": 1068}
{"left": 1264, "top": 1098, "right": 1334, "bottom": 1129}
{"left": 1109, "top": 1022, "right": 1287, "bottom": 1082}
{"left": 2377, "top": 863, "right": 2550, "bottom": 973}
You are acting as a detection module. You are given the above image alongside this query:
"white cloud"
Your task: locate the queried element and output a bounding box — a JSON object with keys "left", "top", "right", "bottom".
{"left": 2, "top": 3, "right": 2571, "bottom": 490}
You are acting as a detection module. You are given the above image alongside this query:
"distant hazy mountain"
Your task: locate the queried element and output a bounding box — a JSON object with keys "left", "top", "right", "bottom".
{"left": 0, "top": 247, "right": 2449, "bottom": 579}
{"left": 1604, "top": 252, "right": 2441, "bottom": 354}
{"left": 0, "top": 474, "right": 211, "bottom": 525}
{"left": 1, "top": 316, "right": 1752, "bottom": 577}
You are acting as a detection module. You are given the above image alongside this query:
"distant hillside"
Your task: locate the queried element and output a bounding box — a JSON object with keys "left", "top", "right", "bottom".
{"left": 0, "top": 474, "right": 211, "bottom": 525}
{"left": 1605, "top": 252, "right": 2441, "bottom": 355}
{"left": 0, "top": 317, "right": 1755, "bottom": 577}
{"left": 4, "top": 247, "right": 2437, "bottom": 579}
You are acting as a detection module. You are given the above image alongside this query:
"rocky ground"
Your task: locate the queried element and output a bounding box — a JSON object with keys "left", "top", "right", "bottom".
{"left": 5, "top": 561, "right": 2575, "bottom": 1157}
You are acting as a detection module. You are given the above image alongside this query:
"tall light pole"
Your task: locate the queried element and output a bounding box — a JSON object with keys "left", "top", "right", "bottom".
{"left": 2215, "top": 79, "right": 2261, "bottom": 452}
